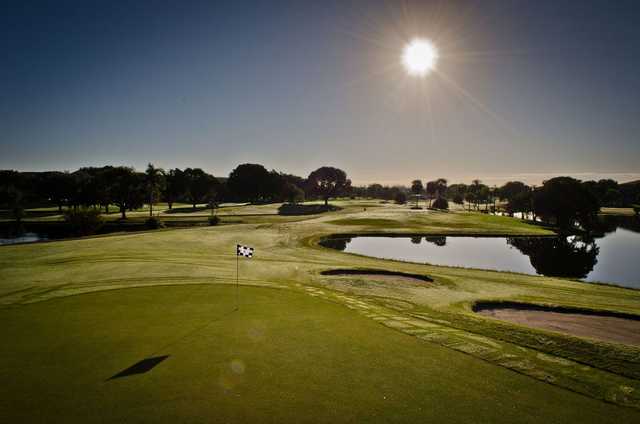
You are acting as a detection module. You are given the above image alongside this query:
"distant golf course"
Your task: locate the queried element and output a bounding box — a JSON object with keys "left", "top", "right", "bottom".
{"left": 1, "top": 200, "right": 640, "bottom": 422}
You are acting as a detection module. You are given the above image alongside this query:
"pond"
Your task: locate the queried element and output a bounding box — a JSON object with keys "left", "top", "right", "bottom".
{"left": 0, "top": 232, "right": 47, "bottom": 246}
{"left": 320, "top": 215, "right": 640, "bottom": 289}
{"left": 0, "top": 219, "right": 176, "bottom": 246}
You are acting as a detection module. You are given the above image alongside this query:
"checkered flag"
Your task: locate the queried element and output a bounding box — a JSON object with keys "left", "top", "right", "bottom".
{"left": 236, "top": 244, "right": 254, "bottom": 258}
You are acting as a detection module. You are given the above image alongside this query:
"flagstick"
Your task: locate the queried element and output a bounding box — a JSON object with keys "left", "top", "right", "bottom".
{"left": 235, "top": 245, "right": 239, "bottom": 311}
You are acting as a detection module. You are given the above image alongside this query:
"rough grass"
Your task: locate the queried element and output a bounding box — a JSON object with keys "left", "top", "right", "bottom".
{"left": 1, "top": 200, "right": 640, "bottom": 420}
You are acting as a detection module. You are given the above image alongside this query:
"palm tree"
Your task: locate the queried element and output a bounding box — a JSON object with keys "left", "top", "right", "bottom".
{"left": 435, "top": 178, "right": 447, "bottom": 200}
{"left": 425, "top": 181, "right": 437, "bottom": 208}
{"left": 471, "top": 179, "right": 482, "bottom": 210}
{"left": 145, "top": 163, "right": 165, "bottom": 217}
{"left": 411, "top": 179, "right": 424, "bottom": 208}
{"left": 491, "top": 185, "right": 498, "bottom": 213}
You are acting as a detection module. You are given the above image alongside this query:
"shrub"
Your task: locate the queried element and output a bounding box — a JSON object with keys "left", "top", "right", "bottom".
{"left": 145, "top": 217, "right": 165, "bottom": 229}
{"left": 394, "top": 192, "right": 407, "bottom": 204}
{"left": 12, "top": 206, "right": 24, "bottom": 224}
{"left": 278, "top": 203, "right": 340, "bottom": 215}
{"left": 208, "top": 216, "right": 220, "bottom": 226}
{"left": 64, "top": 208, "right": 104, "bottom": 236}
{"left": 282, "top": 183, "right": 305, "bottom": 204}
{"left": 432, "top": 197, "right": 449, "bottom": 210}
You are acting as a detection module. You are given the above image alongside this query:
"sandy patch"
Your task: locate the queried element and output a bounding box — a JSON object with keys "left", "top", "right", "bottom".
{"left": 477, "top": 304, "right": 640, "bottom": 346}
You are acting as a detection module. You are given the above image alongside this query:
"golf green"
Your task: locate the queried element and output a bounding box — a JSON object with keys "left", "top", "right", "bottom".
{"left": 1, "top": 284, "right": 636, "bottom": 423}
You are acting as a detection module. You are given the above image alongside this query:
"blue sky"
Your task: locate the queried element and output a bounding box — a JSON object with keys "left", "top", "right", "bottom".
{"left": 2, "top": 0, "right": 639, "bottom": 185}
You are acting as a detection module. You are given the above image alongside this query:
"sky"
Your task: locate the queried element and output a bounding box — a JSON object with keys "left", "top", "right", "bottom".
{"left": 2, "top": 0, "right": 640, "bottom": 186}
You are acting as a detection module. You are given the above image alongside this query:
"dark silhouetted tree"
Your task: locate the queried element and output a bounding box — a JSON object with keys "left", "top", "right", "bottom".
{"left": 498, "top": 181, "right": 531, "bottom": 216}
{"left": 394, "top": 191, "right": 407, "bottom": 204}
{"left": 425, "top": 180, "right": 437, "bottom": 207}
{"left": 227, "top": 163, "right": 272, "bottom": 203}
{"left": 307, "top": 167, "right": 351, "bottom": 206}
{"left": 427, "top": 178, "right": 447, "bottom": 208}
{"left": 164, "top": 168, "right": 187, "bottom": 209}
{"left": 145, "top": 163, "right": 165, "bottom": 217}
{"left": 38, "top": 172, "right": 75, "bottom": 211}
{"left": 410, "top": 179, "right": 423, "bottom": 208}
{"left": 282, "top": 182, "right": 304, "bottom": 204}
{"left": 470, "top": 179, "right": 482, "bottom": 210}
{"left": 0, "top": 171, "right": 26, "bottom": 224}
{"left": 533, "top": 177, "right": 600, "bottom": 231}
{"left": 184, "top": 168, "right": 219, "bottom": 209}
{"left": 106, "top": 167, "right": 145, "bottom": 219}
{"left": 432, "top": 197, "right": 449, "bottom": 210}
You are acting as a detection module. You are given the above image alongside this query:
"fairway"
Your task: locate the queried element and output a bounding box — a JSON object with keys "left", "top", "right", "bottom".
{"left": 1, "top": 285, "right": 637, "bottom": 423}
{"left": 2, "top": 202, "right": 640, "bottom": 421}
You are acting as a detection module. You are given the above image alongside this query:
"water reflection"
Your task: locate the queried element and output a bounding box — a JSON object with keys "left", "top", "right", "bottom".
{"left": 0, "top": 232, "right": 46, "bottom": 246}
{"left": 507, "top": 236, "right": 599, "bottom": 279}
{"left": 318, "top": 236, "right": 352, "bottom": 251}
{"left": 425, "top": 236, "right": 447, "bottom": 247}
{"left": 596, "top": 215, "right": 640, "bottom": 234}
{"left": 322, "top": 215, "right": 640, "bottom": 289}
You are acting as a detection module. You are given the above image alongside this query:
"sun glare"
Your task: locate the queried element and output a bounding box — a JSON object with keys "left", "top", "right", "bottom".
{"left": 402, "top": 38, "right": 438, "bottom": 77}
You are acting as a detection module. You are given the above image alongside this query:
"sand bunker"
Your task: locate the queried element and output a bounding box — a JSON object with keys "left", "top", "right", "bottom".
{"left": 321, "top": 269, "right": 433, "bottom": 284}
{"left": 474, "top": 302, "right": 640, "bottom": 346}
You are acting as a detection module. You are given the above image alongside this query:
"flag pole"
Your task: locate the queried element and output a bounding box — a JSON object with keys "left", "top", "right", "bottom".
{"left": 235, "top": 244, "right": 239, "bottom": 311}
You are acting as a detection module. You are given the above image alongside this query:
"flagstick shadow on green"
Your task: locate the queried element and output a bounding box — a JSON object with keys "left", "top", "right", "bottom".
{"left": 107, "top": 244, "right": 255, "bottom": 383}
{"left": 106, "top": 280, "right": 244, "bottom": 381}
{"left": 107, "top": 355, "right": 170, "bottom": 380}
{"left": 106, "top": 302, "right": 240, "bottom": 382}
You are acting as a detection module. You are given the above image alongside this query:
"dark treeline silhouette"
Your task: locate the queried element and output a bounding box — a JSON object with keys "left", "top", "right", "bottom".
{"left": 2, "top": 164, "right": 639, "bottom": 230}
{"left": 402, "top": 176, "right": 639, "bottom": 232}
{"left": 350, "top": 184, "right": 407, "bottom": 204}
{"left": 0, "top": 163, "right": 353, "bottom": 219}
{"left": 402, "top": 178, "right": 450, "bottom": 210}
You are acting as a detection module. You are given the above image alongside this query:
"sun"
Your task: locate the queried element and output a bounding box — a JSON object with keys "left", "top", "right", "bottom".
{"left": 402, "top": 38, "right": 438, "bottom": 77}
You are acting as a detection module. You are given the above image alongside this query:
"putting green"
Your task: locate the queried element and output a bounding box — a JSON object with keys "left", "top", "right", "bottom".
{"left": 0, "top": 285, "right": 637, "bottom": 423}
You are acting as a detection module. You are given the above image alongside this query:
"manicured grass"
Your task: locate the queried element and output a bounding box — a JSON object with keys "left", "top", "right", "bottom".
{"left": 1, "top": 200, "right": 640, "bottom": 419}
{"left": 600, "top": 207, "right": 636, "bottom": 216}
{"left": 1, "top": 285, "right": 637, "bottom": 423}
{"left": 324, "top": 206, "right": 554, "bottom": 235}
{"left": 329, "top": 218, "right": 407, "bottom": 227}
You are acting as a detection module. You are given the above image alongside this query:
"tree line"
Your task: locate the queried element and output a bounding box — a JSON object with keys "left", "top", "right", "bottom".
{"left": 2, "top": 162, "right": 638, "bottom": 232}
{"left": 402, "top": 176, "right": 640, "bottom": 231}
{"left": 0, "top": 164, "right": 352, "bottom": 220}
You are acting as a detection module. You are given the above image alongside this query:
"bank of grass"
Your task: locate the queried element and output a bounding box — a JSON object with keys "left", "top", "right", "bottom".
{"left": 411, "top": 301, "right": 640, "bottom": 380}
{"left": 326, "top": 209, "right": 554, "bottom": 235}
{"left": 1, "top": 200, "right": 639, "bottom": 420}
{"left": 600, "top": 207, "right": 637, "bottom": 216}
